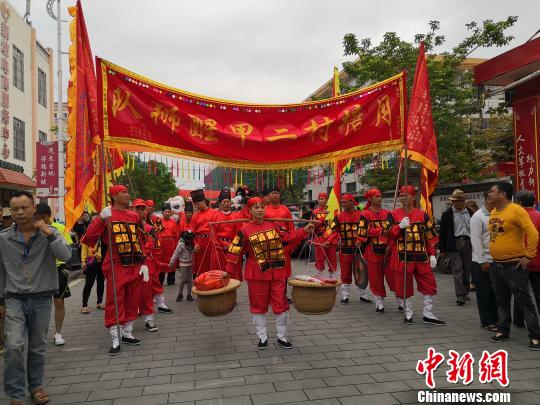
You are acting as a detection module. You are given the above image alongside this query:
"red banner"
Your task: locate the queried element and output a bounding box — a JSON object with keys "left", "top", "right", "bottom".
{"left": 97, "top": 59, "right": 406, "bottom": 169}
{"left": 36, "top": 142, "right": 58, "bottom": 195}
{"left": 514, "top": 97, "right": 540, "bottom": 199}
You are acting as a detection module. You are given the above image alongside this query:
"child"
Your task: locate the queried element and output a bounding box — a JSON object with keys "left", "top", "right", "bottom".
{"left": 169, "top": 230, "right": 195, "bottom": 302}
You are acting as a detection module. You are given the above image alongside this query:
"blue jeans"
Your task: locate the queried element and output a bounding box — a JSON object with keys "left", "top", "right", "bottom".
{"left": 4, "top": 295, "right": 52, "bottom": 400}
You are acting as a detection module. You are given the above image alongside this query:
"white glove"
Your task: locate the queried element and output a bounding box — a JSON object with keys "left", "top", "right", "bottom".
{"left": 100, "top": 206, "right": 112, "bottom": 219}
{"left": 430, "top": 255, "right": 437, "bottom": 269}
{"left": 139, "top": 265, "right": 149, "bottom": 282}
{"left": 399, "top": 217, "right": 410, "bottom": 229}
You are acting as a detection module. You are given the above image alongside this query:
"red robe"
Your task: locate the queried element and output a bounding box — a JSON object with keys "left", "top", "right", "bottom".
{"left": 157, "top": 217, "right": 179, "bottom": 273}
{"left": 264, "top": 204, "right": 297, "bottom": 277}
{"left": 191, "top": 207, "right": 219, "bottom": 275}
{"left": 311, "top": 207, "right": 337, "bottom": 272}
{"left": 82, "top": 209, "right": 144, "bottom": 328}
{"left": 226, "top": 220, "right": 306, "bottom": 314}
{"left": 211, "top": 210, "right": 240, "bottom": 273}
{"left": 138, "top": 222, "right": 161, "bottom": 314}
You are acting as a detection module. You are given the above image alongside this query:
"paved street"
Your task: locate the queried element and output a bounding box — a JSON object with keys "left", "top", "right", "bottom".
{"left": 2, "top": 261, "right": 540, "bottom": 404}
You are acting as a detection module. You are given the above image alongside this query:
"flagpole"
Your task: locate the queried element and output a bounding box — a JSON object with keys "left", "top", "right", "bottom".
{"left": 393, "top": 155, "right": 403, "bottom": 210}
{"left": 99, "top": 143, "right": 122, "bottom": 344}
{"left": 402, "top": 144, "right": 409, "bottom": 323}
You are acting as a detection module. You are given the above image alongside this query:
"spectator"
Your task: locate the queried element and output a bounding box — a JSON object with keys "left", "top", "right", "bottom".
{"left": 1, "top": 207, "right": 13, "bottom": 230}
{"left": 470, "top": 191, "right": 498, "bottom": 332}
{"left": 488, "top": 181, "right": 540, "bottom": 350}
{"left": 72, "top": 211, "right": 89, "bottom": 243}
{"left": 35, "top": 203, "right": 73, "bottom": 347}
{"left": 465, "top": 200, "right": 479, "bottom": 214}
{"left": 514, "top": 190, "right": 540, "bottom": 320}
{"left": 81, "top": 214, "right": 106, "bottom": 314}
{"left": 0, "top": 191, "right": 71, "bottom": 405}
{"left": 439, "top": 189, "right": 473, "bottom": 305}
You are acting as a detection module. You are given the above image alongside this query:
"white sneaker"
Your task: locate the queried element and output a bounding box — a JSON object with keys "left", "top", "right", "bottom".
{"left": 54, "top": 333, "right": 65, "bottom": 346}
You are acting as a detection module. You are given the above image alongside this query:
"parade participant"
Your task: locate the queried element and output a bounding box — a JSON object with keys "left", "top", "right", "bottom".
{"left": 226, "top": 197, "right": 315, "bottom": 349}
{"left": 212, "top": 188, "right": 237, "bottom": 272}
{"left": 311, "top": 193, "right": 337, "bottom": 276}
{"left": 132, "top": 199, "right": 159, "bottom": 332}
{"left": 145, "top": 200, "right": 157, "bottom": 225}
{"left": 180, "top": 201, "right": 194, "bottom": 231}
{"left": 191, "top": 189, "right": 219, "bottom": 275}
{"left": 382, "top": 185, "right": 445, "bottom": 326}
{"left": 157, "top": 203, "right": 180, "bottom": 287}
{"left": 169, "top": 230, "right": 195, "bottom": 302}
{"left": 82, "top": 185, "right": 150, "bottom": 356}
{"left": 326, "top": 193, "right": 372, "bottom": 304}
{"left": 357, "top": 188, "right": 392, "bottom": 314}
{"left": 35, "top": 203, "right": 73, "bottom": 346}
{"left": 80, "top": 213, "right": 105, "bottom": 314}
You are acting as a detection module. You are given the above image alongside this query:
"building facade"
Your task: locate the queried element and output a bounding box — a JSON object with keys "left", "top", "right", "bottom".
{"left": 0, "top": 0, "right": 54, "bottom": 211}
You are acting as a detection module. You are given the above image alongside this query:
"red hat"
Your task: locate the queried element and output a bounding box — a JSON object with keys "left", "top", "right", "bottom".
{"left": 318, "top": 192, "right": 328, "bottom": 199}
{"left": 247, "top": 197, "right": 264, "bottom": 209}
{"left": 341, "top": 193, "right": 355, "bottom": 202}
{"left": 109, "top": 185, "right": 127, "bottom": 197}
{"left": 363, "top": 188, "right": 382, "bottom": 200}
{"left": 400, "top": 185, "right": 417, "bottom": 196}
{"left": 145, "top": 200, "right": 155, "bottom": 207}
{"left": 132, "top": 198, "right": 146, "bottom": 208}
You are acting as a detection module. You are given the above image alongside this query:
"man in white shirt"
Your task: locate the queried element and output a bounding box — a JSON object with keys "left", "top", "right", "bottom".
{"left": 470, "top": 191, "right": 498, "bottom": 331}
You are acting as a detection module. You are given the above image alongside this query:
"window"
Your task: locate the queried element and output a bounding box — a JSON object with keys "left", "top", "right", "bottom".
{"left": 13, "top": 117, "right": 25, "bottom": 161}
{"left": 38, "top": 68, "right": 46, "bottom": 107}
{"left": 38, "top": 130, "right": 47, "bottom": 142}
{"left": 346, "top": 182, "right": 357, "bottom": 193}
{"left": 13, "top": 46, "right": 24, "bottom": 91}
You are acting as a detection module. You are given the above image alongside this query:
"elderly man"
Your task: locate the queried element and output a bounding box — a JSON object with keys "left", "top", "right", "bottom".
{"left": 439, "top": 189, "right": 473, "bottom": 305}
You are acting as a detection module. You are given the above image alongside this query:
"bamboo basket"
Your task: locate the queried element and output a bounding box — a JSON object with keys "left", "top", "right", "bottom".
{"left": 288, "top": 278, "right": 341, "bottom": 315}
{"left": 192, "top": 279, "right": 241, "bottom": 317}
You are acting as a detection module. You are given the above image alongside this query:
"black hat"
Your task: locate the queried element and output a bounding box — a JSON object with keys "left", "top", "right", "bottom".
{"left": 218, "top": 188, "right": 232, "bottom": 202}
{"left": 184, "top": 201, "right": 193, "bottom": 212}
{"left": 190, "top": 189, "right": 206, "bottom": 203}
{"left": 162, "top": 202, "right": 171, "bottom": 211}
{"left": 264, "top": 186, "right": 279, "bottom": 196}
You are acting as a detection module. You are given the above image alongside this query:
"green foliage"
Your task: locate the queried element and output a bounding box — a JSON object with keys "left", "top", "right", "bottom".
{"left": 342, "top": 17, "right": 518, "bottom": 189}
{"left": 116, "top": 157, "right": 178, "bottom": 208}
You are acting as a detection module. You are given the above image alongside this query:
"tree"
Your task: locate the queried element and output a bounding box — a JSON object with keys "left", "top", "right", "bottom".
{"left": 341, "top": 17, "right": 518, "bottom": 188}
{"left": 116, "top": 157, "right": 178, "bottom": 208}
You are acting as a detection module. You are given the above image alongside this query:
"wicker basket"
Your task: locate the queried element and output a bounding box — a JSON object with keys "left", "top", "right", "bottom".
{"left": 192, "top": 279, "right": 241, "bottom": 317}
{"left": 288, "top": 278, "right": 341, "bottom": 315}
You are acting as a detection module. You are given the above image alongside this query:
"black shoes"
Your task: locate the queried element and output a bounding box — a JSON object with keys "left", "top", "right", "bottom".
{"left": 108, "top": 345, "right": 121, "bottom": 356}
{"left": 176, "top": 294, "right": 183, "bottom": 302}
{"left": 257, "top": 339, "right": 268, "bottom": 350}
{"left": 287, "top": 297, "right": 294, "bottom": 304}
{"left": 398, "top": 306, "right": 403, "bottom": 312}
{"left": 340, "top": 298, "right": 349, "bottom": 304}
{"left": 121, "top": 336, "right": 141, "bottom": 345}
{"left": 529, "top": 340, "right": 540, "bottom": 351}
{"left": 456, "top": 296, "right": 466, "bottom": 306}
{"left": 375, "top": 307, "right": 384, "bottom": 315}
{"left": 360, "top": 297, "right": 373, "bottom": 304}
{"left": 403, "top": 317, "right": 413, "bottom": 325}
{"left": 187, "top": 295, "right": 194, "bottom": 302}
{"left": 490, "top": 334, "right": 509, "bottom": 343}
{"left": 145, "top": 321, "right": 158, "bottom": 333}
{"left": 423, "top": 317, "right": 446, "bottom": 326}
{"left": 277, "top": 339, "right": 293, "bottom": 349}
{"left": 158, "top": 307, "right": 174, "bottom": 314}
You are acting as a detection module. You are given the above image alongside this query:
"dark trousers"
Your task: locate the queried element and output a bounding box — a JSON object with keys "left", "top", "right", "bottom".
{"left": 492, "top": 261, "right": 540, "bottom": 339}
{"left": 512, "top": 271, "right": 540, "bottom": 326}
{"left": 448, "top": 238, "right": 472, "bottom": 297}
{"left": 471, "top": 262, "right": 498, "bottom": 326}
{"left": 159, "top": 272, "right": 176, "bottom": 286}
{"left": 82, "top": 261, "right": 105, "bottom": 307}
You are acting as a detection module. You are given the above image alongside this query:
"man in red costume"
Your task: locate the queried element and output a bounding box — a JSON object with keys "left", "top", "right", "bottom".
{"left": 145, "top": 200, "right": 158, "bottom": 225}
{"left": 358, "top": 188, "right": 394, "bottom": 314}
{"left": 132, "top": 199, "right": 159, "bottom": 332}
{"left": 191, "top": 189, "right": 219, "bottom": 276}
{"left": 157, "top": 203, "right": 180, "bottom": 288}
{"left": 311, "top": 192, "right": 337, "bottom": 276}
{"left": 82, "top": 185, "right": 150, "bottom": 355}
{"left": 383, "top": 185, "right": 445, "bottom": 326}
{"left": 226, "top": 197, "right": 315, "bottom": 349}
{"left": 327, "top": 193, "right": 372, "bottom": 304}
{"left": 212, "top": 188, "right": 239, "bottom": 273}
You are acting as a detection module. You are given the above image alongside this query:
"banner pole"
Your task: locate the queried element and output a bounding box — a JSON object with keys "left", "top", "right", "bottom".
{"left": 393, "top": 155, "right": 403, "bottom": 211}
{"left": 402, "top": 144, "right": 409, "bottom": 323}
{"left": 99, "top": 143, "right": 122, "bottom": 344}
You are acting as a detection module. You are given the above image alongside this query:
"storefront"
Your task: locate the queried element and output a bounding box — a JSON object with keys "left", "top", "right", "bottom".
{"left": 0, "top": 160, "right": 37, "bottom": 208}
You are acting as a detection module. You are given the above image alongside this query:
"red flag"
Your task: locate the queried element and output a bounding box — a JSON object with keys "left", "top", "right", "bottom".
{"left": 405, "top": 42, "right": 439, "bottom": 216}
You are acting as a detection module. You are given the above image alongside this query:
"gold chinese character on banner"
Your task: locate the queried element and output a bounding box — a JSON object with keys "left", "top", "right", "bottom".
{"left": 376, "top": 95, "right": 391, "bottom": 127}
{"left": 150, "top": 103, "right": 181, "bottom": 133}
{"left": 302, "top": 117, "right": 334, "bottom": 142}
{"left": 267, "top": 127, "right": 298, "bottom": 142}
{"left": 339, "top": 104, "right": 363, "bottom": 136}
{"left": 229, "top": 123, "right": 254, "bottom": 147}
{"left": 111, "top": 88, "right": 142, "bottom": 119}
{"left": 188, "top": 115, "right": 218, "bottom": 143}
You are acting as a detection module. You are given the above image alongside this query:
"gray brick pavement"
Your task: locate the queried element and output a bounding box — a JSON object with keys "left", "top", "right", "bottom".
{"left": 1, "top": 261, "right": 539, "bottom": 404}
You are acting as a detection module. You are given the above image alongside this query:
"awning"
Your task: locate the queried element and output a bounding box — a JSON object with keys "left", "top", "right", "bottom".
{"left": 0, "top": 168, "right": 37, "bottom": 190}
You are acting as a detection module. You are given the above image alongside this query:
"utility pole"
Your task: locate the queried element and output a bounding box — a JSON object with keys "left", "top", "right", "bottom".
{"left": 47, "top": 0, "right": 66, "bottom": 221}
